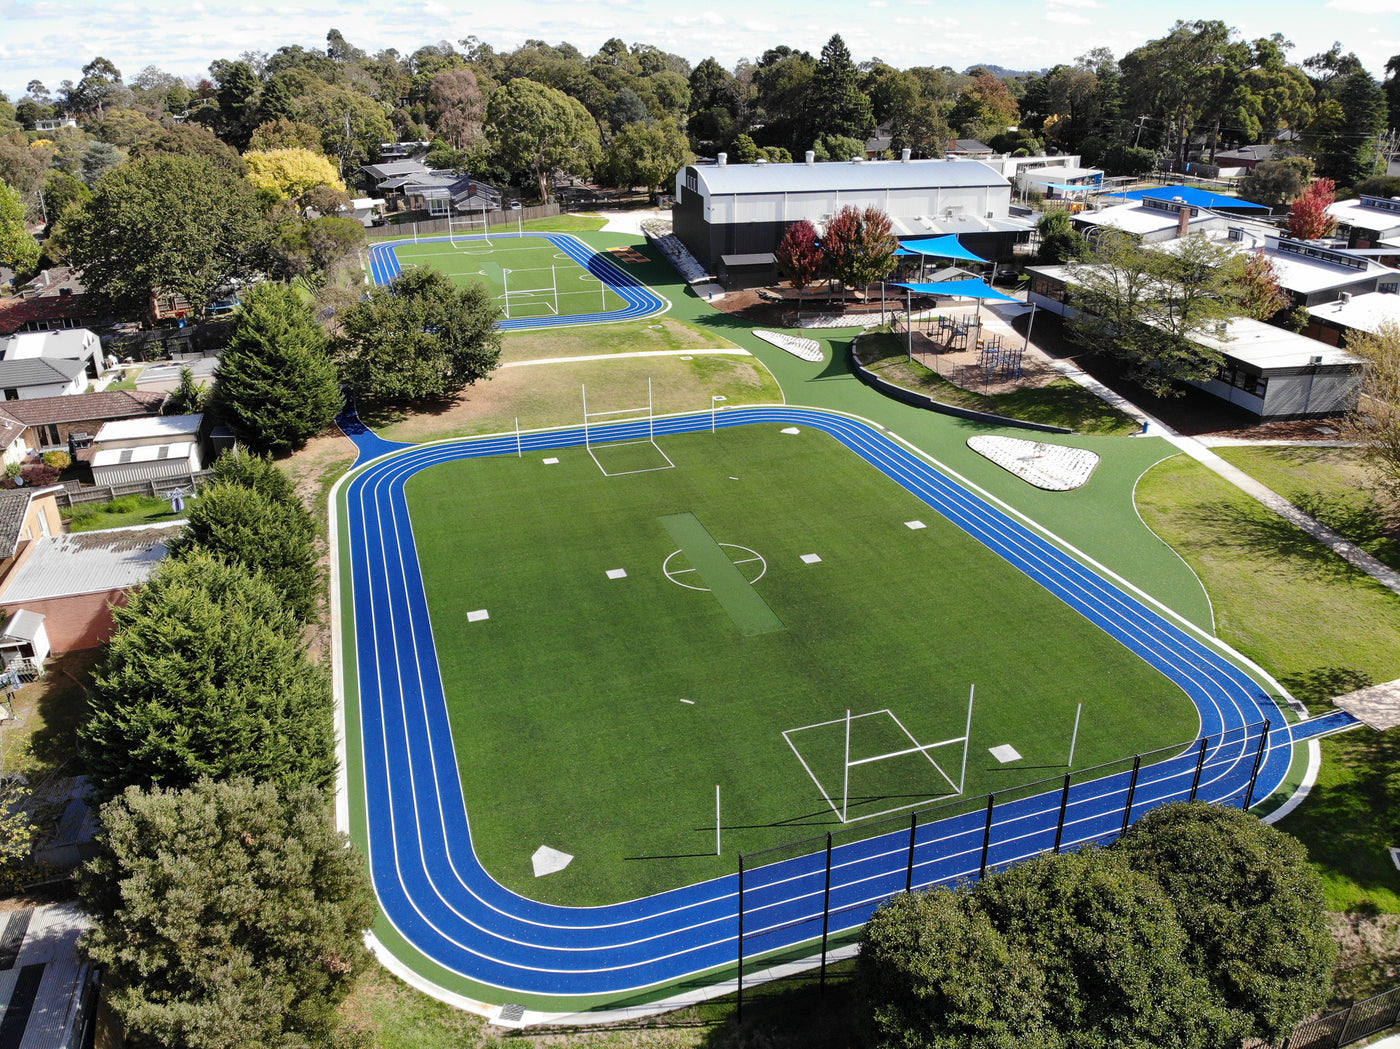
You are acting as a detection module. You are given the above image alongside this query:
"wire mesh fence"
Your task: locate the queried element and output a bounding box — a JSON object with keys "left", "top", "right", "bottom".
{"left": 1279, "top": 986, "right": 1400, "bottom": 1049}
{"left": 735, "top": 720, "right": 1272, "bottom": 1016}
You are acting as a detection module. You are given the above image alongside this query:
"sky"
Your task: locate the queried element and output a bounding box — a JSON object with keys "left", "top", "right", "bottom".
{"left": 1, "top": 0, "right": 1397, "bottom": 101}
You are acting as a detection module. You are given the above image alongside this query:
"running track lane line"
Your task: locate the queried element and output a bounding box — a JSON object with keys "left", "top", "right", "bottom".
{"left": 340, "top": 406, "right": 1341, "bottom": 1004}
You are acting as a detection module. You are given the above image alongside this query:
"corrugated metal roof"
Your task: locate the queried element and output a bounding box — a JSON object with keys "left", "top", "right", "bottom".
{"left": 94, "top": 413, "right": 202, "bottom": 442}
{"left": 690, "top": 157, "right": 1009, "bottom": 195}
{"left": 0, "top": 902, "right": 93, "bottom": 1049}
{"left": 0, "top": 608, "right": 45, "bottom": 642}
{"left": 0, "top": 523, "right": 179, "bottom": 602}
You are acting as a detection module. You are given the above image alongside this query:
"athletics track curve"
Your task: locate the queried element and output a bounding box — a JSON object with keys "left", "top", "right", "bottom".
{"left": 339, "top": 405, "right": 1351, "bottom": 1010}
{"left": 366, "top": 232, "right": 668, "bottom": 329}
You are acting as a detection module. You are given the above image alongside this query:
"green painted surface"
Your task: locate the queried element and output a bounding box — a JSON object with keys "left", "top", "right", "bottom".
{"left": 659, "top": 511, "right": 784, "bottom": 635}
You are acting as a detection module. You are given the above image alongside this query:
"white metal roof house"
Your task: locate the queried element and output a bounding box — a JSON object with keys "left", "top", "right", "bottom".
{"left": 1025, "top": 264, "right": 1366, "bottom": 419}
{"left": 672, "top": 151, "right": 1035, "bottom": 273}
{"left": 0, "top": 329, "right": 104, "bottom": 383}
{"left": 90, "top": 413, "right": 204, "bottom": 486}
{"left": 1327, "top": 195, "right": 1400, "bottom": 249}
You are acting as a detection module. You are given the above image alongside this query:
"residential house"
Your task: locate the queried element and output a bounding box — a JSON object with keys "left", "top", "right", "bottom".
{"left": 0, "top": 607, "right": 50, "bottom": 670}
{"left": 89, "top": 413, "right": 204, "bottom": 486}
{"left": 358, "top": 158, "right": 431, "bottom": 196}
{"left": 945, "top": 139, "right": 993, "bottom": 158}
{"left": 0, "top": 290, "right": 103, "bottom": 337}
{"left": 33, "top": 117, "right": 78, "bottom": 131}
{"left": 0, "top": 486, "right": 64, "bottom": 584}
{"left": 672, "top": 151, "right": 1035, "bottom": 273}
{"left": 0, "top": 358, "right": 90, "bottom": 400}
{"left": 0, "top": 328, "right": 106, "bottom": 382}
{"left": 0, "top": 521, "right": 180, "bottom": 652}
{"left": 0, "top": 389, "right": 167, "bottom": 453}
{"left": 1025, "top": 264, "right": 1366, "bottom": 419}
{"left": 403, "top": 172, "right": 503, "bottom": 217}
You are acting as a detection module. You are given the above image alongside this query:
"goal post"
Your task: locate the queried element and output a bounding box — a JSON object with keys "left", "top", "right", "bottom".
{"left": 501, "top": 265, "right": 559, "bottom": 319}
{"left": 580, "top": 378, "right": 674, "bottom": 476}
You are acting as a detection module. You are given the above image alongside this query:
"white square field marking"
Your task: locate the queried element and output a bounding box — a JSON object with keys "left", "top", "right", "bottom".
{"left": 542, "top": 457, "right": 560, "bottom": 464}
{"left": 905, "top": 520, "right": 927, "bottom": 530}
{"left": 989, "top": 744, "right": 1021, "bottom": 763}
{"left": 781, "top": 427, "right": 801, "bottom": 435}
{"left": 467, "top": 609, "right": 490, "bottom": 623}
{"left": 606, "top": 569, "right": 627, "bottom": 579}
{"left": 801, "top": 554, "right": 822, "bottom": 564}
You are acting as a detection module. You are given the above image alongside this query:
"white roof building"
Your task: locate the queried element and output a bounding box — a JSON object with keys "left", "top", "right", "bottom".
{"left": 91, "top": 413, "right": 204, "bottom": 486}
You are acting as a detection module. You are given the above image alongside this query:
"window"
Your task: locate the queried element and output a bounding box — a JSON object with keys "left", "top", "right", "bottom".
{"left": 3, "top": 390, "right": 17, "bottom": 401}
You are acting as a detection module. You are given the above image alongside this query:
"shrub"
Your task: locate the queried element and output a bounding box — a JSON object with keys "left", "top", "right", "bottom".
{"left": 19, "top": 464, "right": 59, "bottom": 487}
{"left": 42, "top": 450, "right": 72, "bottom": 471}
{"left": 104, "top": 495, "right": 144, "bottom": 514}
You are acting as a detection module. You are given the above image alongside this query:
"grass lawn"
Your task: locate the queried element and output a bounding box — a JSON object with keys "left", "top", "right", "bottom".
{"left": 1134, "top": 452, "right": 1400, "bottom": 912}
{"left": 1214, "top": 445, "right": 1400, "bottom": 571}
{"left": 501, "top": 317, "right": 739, "bottom": 363}
{"left": 393, "top": 234, "right": 629, "bottom": 319}
{"left": 372, "top": 353, "right": 780, "bottom": 443}
{"left": 404, "top": 424, "right": 1198, "bottom": 905}
{"left": 856, "top": 332, "right": 1140, "bottom": 436}
{"left": 62, "top": 494, "right": 188, "bottom": 532}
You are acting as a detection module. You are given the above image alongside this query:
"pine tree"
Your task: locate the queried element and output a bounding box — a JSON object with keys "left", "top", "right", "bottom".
{"left": 801, "top": 35, "right": 874, "bottom": 148}
{"left": 210, "top": 282, "right": 341, "bottom": 453}
{"left": 168, "top": 481, "right": 321, "bottom": 623}
{"left": 78, "top": 554, "right": 335, "bottom": 798}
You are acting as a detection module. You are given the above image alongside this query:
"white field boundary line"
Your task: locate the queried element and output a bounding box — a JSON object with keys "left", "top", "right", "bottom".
{"left": 501, "top": 349, "right": 751, "bottom": 368}
{"left": 333, "top": 400, "right": 1293, "bottom": 997}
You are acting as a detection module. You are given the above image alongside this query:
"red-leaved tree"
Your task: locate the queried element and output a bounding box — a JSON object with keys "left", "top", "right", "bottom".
{"left": 774, "top": 219, "right": 825, "bottom": 312}
{"left": 1286, "top": 179, "right": 1338, "bottom": 241}
{"left": 822, "top": 205, "right": 897, "bottom": 303}
{"left": 1236, "top": 250, "right": 1290, "bottom": 321}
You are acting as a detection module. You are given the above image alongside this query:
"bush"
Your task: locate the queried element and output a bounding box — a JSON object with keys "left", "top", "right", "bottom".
{"left": 41, "top": 450, "right": 71, "bottom": 471}
{"left": 19, "top": 464, "right": 59, "bottom": 487}
{"left": 64, "top": 505, "right": 99, "bottom": 527}
{"left": 104, "top": 495, "right": 144, "bottom": 514}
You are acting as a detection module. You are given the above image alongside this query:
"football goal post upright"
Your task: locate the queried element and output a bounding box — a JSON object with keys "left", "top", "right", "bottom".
{"left": 959, "top": 684, "right": 974, "bottom": 795}
{"left": 580, "top": 378, "right": 674, "bottom": 476}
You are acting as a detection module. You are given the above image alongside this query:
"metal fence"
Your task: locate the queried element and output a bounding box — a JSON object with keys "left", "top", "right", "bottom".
{"left": 366, "top": 203, "right": 562, "bottom": 241}
{"left": 1280, "top": 987, "right": 1400, "bottom": 1049}
{"left": 734, "top": 719, "right": 1272, "bottom": 1018}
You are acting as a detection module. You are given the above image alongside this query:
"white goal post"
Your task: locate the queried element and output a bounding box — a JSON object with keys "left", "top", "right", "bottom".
{"left": 580, "top": 378, "right": 675, "bottom": 476}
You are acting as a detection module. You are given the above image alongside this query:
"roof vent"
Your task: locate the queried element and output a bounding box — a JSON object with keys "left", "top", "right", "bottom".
{"left": 1340, "top": 291, "right": 1353, "bottom": 303}
{"left": 756, "top": 157, "right": 767, "bottom": 165}
{"left": 901, "top": 148, "right": 911, "bottom": 163}
{"left": 805, "top": 151, "right": 815, "bottom": 165}
{"left": 717, "top": 153, "right": 727, "bottom": 168}
{"left": 1310, "top": 355, "right": 1324, "bottom": 365}
{"left": 851, "top": 156, "right": 864, "bottom": 163}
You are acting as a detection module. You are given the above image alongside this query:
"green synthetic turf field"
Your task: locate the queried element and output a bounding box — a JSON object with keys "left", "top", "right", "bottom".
{"left": 392, "top": 235, "right": 628, "bottom": 319}
{"left": 404, "top": 424, "right": 1200, "bottom": 906}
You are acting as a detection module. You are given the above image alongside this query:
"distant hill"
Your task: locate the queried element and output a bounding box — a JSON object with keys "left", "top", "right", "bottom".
{"left": 963, "top": 64, "right": 1044, "bottom": 78}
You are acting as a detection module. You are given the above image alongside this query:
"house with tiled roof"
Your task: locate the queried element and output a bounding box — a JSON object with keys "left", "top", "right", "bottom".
{"left": 0, "top": 358, "right": 89, "bottom": 400}
{"left": 1, "top": 389, "right": 166, "bottom": 453}
{"left": 0, "top": 292, "right": 104, "bottom": 337}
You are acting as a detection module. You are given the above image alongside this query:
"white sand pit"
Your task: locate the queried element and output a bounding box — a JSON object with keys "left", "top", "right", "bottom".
{"left": 752, "top": 329, "right": 823, "bottom": 362}
{"left": 967, "top": 435, "right": 1100, "bottom": 491}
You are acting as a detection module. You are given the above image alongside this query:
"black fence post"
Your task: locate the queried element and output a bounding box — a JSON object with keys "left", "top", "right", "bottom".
{"left": 736, "top": 855, "right": 745, "bottom": 1023}
{"left": 819, "top": 834, "right": 833, "bottom": 993}
{"left": 1336, "top": 1000, "right": 1358, "bottom": 1046}
{"left": 979, "top": 794, "right": 995, "bottom": 878}
{"left": 1121, "top": 756, "right": 1142, "bottom": 838}
{"left": 1189, "top": 736, "right": 1209, "bottom": 802}
{"left": 1053, "top": 773, "right": 1072, "bottom": 853}
{"left": 905, "top": 813, "right": 917, "bottom": 893}
{"left": 1243, "top": 719, "right": 1272, "bottom": 810}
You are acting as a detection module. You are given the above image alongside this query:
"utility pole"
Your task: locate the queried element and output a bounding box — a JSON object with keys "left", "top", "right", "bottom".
{"left": 1132, "top": 115, "right": 1149, "bottom": 150}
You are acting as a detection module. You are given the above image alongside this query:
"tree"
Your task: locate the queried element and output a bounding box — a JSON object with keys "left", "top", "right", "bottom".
{"left": 810, "top": 133, "right": 867, "bottom": 162}
{"left": 0, "top": 179, "right": 38, "bottom": 275}
{"left": 1242, "top": 156, "right": 1315, "bottom": 207}
{"left": 775, "top": 219, "right": 825, "bottom": 311}
{"left": 208, "top": 445, "right": 301, "bottom": 504}
{"left": 64, "top": 154, "right": 268, "bottom": 315}
{"left": 800, "top": 35, "right": 874, "bottom": 148}
{"left": 248, "top": 118, "right": 325, "bottom": 152}
{"left": 1286, "top": 177, "right": 1338, "bottom": 240}
{"left": 169, "top": 478, "right": 320, "bottom": 623}
{"left": 333, "top": 267, "right": 503, "bottom": 403}
{"left": 244, "top": 147, "right": 345, "bottom": 202}
{"left": 949, "top": 72, "right": 1020, "bottom": 142}
{"left": 213, "top": 59, "right": 260, "bottom": 150}
{"left": 78, "top": 554, "right": 335, "bottom": 798}
{"left": 426, "top": 67, "right": 486, "bottom": 151}
{"left": 37, "top": 170, "right": 90, "bottom": 235}
{"left": 485, "top": 78, "right": 601, "bottom": 202}
{"left": 601, "top": 119, "right": 693, "bottom": 193}
{"left": 271, "top": 214, "right": 365, "bottom": 290}
{"left": 163, "top": 366, "right": 208, "bottom": 416}
{"left": 1116, "top": 803, "right": 1336, "bottom": 1042}
{"left": 1068, "top": 232, "right": 1245, "bottom": 396}
{"left": 79, "top": 140, "right": 126, "bottom": 186}
{"left": 822, "top": 205, "right": 896, "bottom": 296}
{"left": 211, "top": 283, "right": 341, "bottom": 453}
{"left": 1341, "top": 320, "right": 1400, "bottom": 503}
{"left": 1234, "top": 251, "right": 1290, "bottom": 321}
{"left": 857, "top": 887, "right": 1055, "bottom": 1048}
{"left": 79, "top": 777, "right": 374, "bottom": 1049}
{"left": 1036, "top": 210, "right": 1086, "bottom": 264}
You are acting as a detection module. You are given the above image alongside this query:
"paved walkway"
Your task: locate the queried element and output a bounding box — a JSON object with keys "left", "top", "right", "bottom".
{"left": 986, "top": 302, "right": 1400, "bottom": 598}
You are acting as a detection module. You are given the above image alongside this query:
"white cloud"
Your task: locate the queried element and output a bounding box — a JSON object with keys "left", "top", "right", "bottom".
{"left": 1044, "top": 10, "right": 1091, "bottom": 24}
{"left": 672, "top": 10, "right": 725, "bottom": 26}
{"left": 869, "top": 1, "right": 888, "bottom": 6}
{"left": 1046, "top": 0, "right": 1101, "bottom": 7}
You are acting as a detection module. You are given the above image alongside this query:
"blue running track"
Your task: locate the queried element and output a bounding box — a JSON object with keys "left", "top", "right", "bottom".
{"left": 366, "top": 232, "right": 668, "bottom": 329}
{"left": 339, "top": 405, "right": 1353, "bottom": 1008}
